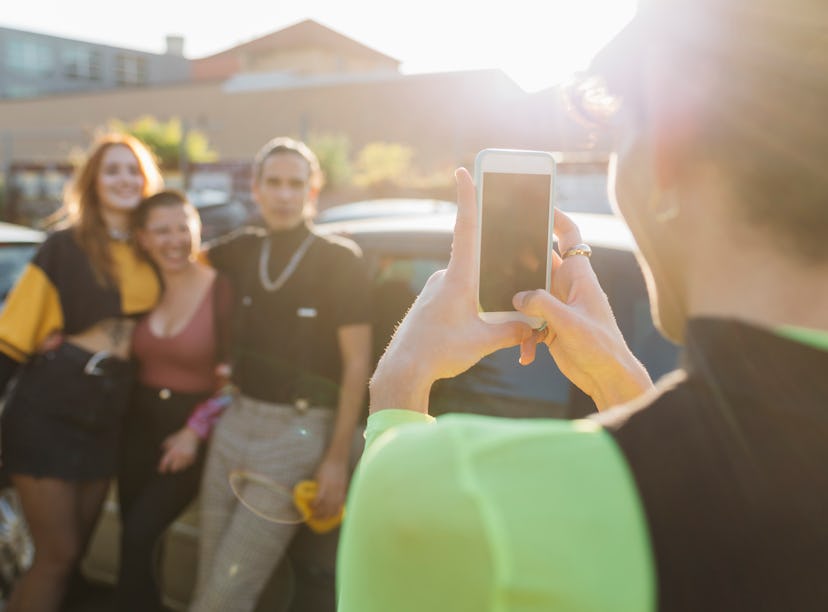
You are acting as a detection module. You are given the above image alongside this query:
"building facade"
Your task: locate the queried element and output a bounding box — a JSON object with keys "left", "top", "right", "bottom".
{"left": 0, "top": 26, "right": 190, "bottom": 100}
{"left": 0, "top": 19, "right": 605, "bottom": 220}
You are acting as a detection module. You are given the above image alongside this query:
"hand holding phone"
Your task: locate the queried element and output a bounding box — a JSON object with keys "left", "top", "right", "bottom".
{"left": 474, "top": 148, "right": 556, "bottom": 329}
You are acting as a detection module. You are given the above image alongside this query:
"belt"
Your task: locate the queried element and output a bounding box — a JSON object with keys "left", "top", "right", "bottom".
{"left": 48, "top": 342, "right": 133, "bottom": 377}
{"left": 240, "top": 394, "right": 332, "bottom": 414}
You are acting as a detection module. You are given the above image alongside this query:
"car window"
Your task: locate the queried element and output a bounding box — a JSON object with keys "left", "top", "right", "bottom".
{"left": 372, "top": 256, "right": 444, "bottom": 362}
{"left": 368, "top": 254, "right": 573, "bottom": 418}
{"left": 0, "top": 244, "right": 37, "bottom": 301}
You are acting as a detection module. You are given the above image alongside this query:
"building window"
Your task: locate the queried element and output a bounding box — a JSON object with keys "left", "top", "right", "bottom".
{"left": 5, "top": 37, "right": 54, "bottom": 76}
{"left": 116, "top": 54, "right": 147, "bottom": 85}
{"left": 63, "top": 46, "right": 101, "bottom": 80}
{"left": 3, "top": 84, "right": 40, "bottom": 99}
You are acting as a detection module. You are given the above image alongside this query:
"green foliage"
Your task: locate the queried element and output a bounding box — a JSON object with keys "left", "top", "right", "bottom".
{"left": 307, "top": 133, "right": 352, "bottom": 190}
{"left": 352, "top": 142, "right": 414, "bottom": 188}
{"left": 107, "top": 116, "right": 218, "bottom": 170}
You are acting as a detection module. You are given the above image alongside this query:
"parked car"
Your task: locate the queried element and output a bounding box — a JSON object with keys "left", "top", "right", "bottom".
{"left": 0, "top": 222, "right": 44, "bottom": 304}
{"left": 314, "top": 198, "right": 457, "bottom": 224}
{"left": 3, "top": 206, "right": 680, "bottom": 610}
{"left": 314, "top": 207, "right": 678, "bottom": 419}
{"left": 0, "top": 222, "right": 44, "bottom": 601}
{"left": 188, "top": 188, "right": 253, "bottom": 242}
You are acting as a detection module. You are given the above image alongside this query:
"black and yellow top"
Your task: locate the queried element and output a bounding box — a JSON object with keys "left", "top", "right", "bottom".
{"left": 0, "top": 228, "right": 160, "bottom": 364}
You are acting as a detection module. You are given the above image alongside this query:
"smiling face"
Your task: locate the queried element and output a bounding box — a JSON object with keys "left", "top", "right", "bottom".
{"left": 136, "top": 203, "right": 200, "bottom": 274}
{"left": 252, "top": 151, "right": 316, "bottom": 231}
{"left": 95, "top": 144, "right": 146, "bottom": 214}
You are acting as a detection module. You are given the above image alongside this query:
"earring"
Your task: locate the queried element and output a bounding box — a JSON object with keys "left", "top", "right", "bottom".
{"left": 649, "top": 190, "right": 680, "bottom": 223}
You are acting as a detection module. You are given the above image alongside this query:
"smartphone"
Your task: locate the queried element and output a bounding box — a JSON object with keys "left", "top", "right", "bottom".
{"left": 474, "top": 148, "right": 556, "bottom": 328}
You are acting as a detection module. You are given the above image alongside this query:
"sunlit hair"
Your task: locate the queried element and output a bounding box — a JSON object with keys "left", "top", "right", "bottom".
{"left": 562, "top": 73, "right": 625, "bottom": 131}
{"left": 578, "top": 0, "right": 828, "bottom": 261}
{"left": 130, "top": 189, "right": 202, "bottom": 261}
{"left": 62, "top": 133, "right": 163, "bottom": 285}
{"left": 252, "top": 136, "right": 324, "bottom": 191}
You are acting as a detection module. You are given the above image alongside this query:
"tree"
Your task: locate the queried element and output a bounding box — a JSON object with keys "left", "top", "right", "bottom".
{"left": 106, "top": 116, "right": 218, "bottom": 170}
{"left": 352, "top": 142, "right": 414, "bottom": 189}
{"left": 307, "top": 133, "right": 352, "bottom": 190}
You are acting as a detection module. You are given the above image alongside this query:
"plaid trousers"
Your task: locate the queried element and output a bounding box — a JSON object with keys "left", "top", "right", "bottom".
{"left": 190, "top": 395, "right": 335, "bottom": 612}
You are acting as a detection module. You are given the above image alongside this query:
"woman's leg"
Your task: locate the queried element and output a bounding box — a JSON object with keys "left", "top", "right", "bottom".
{"left": 77, "top": 478, "right": 110, "bottom": 559}
{"left": 5, "top": 475, "right": 101, "bottom": 612}
{"left": 116, "top": 455, "right": 204, "bottom": 611}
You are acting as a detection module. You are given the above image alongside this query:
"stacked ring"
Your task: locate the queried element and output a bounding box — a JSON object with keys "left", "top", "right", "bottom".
{"left": 562, "top": 243, "right": 592, "bottom": 259}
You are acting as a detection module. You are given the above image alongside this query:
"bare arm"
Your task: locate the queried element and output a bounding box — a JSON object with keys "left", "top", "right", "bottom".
{"left": 311, "top": 322, "right": 372, "bottom": 518}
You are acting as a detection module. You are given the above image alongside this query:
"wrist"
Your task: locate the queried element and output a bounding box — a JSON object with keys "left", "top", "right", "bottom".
{"left": 186, "top": 423, "right": 208, "bottom": 441}
{"left": 590, "top": 352, "right": 653, "bottom": 411}
{"left": 369, "top": 354, "right": 433, "bottom": 415}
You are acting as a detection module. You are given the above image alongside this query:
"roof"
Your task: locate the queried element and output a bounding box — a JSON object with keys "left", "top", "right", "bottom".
{"left": 0, "top": 222, "right": 45, "bottom": 244}
{"left": 315, "top": 210, "right": 635, "bottom": 253}
{"left": 196, "top": 19, "right": 400, "bottom": 65}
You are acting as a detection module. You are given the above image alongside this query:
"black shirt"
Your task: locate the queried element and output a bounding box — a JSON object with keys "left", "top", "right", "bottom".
{"left": 598, "top": 319, "right": 828, "bottom": 611}
{"left": 206, "top": 222, "right": 371, "bottom": 407}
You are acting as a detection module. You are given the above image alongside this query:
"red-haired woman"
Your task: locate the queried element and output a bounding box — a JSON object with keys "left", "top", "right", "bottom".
{"left": 0, "top": 133, "right": 163, "bottom": 612}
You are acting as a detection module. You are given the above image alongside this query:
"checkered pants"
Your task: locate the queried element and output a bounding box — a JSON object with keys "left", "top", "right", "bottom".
{"left": 190, "top": 395, "right": 335, "bottom": 612}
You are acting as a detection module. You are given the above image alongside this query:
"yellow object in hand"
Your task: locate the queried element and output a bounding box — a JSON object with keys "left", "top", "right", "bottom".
{"left": 292, "top": 480, "right": 344, "bottom": 534}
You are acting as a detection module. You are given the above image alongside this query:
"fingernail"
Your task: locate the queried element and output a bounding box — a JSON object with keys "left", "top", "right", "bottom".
{"left": 513, "top": 292, "right": 526, "bottom": 308}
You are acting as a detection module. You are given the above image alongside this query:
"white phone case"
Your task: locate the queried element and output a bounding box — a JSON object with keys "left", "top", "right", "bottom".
{"left": 474, "top": 148, "right": 556, "bottom": 329}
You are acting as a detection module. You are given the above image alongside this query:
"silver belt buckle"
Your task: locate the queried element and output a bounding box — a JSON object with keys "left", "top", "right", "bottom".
{"left": 84, "top": 350, "right": 113, "bottom": 376}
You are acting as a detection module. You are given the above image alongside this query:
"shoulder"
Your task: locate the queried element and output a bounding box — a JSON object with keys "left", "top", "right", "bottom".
{"left": 350, "top": 412, "right": 654, "bottom": 610}
{"left": 365, "top": 412, "right": 618, "bottom": 473}
{"left": 311, "top": 229, "right": 364, "bottom": 260}
{"left": 592, "top": 369, "right": 701, "bottom": 435}
{"left": 203, "top": 226, "right": 265, "bottom": 263}
{"left": 32, "top": 227, "right": 82, "bottom": 269}
{"left": 212, "top": 270, "right": 235, "bottom": 303}
{"left": 38, "top": 227, "right": 78, "bottom": 252}
{"left": 206, "top": 225, "right": 265, "bottom": 250}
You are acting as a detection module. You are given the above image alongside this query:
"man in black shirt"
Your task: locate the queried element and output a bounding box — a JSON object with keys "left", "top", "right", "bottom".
{"left": 191, "top": 137, "right": 372, "bottom": 612}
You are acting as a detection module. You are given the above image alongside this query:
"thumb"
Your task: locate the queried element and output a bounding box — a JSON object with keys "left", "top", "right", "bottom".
{"left": 513, "top": 290, "right": 574, "bottom": 329}
{"left": 484, "top": 320, "right": 531, "bottom": 353}
{"left": 158, "top": 452, "right": 171, "bottom": 473}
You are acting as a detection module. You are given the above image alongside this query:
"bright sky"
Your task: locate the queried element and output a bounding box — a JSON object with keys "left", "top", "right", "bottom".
{"left": 2, "top": 0, "right": 637, "bottom": 92}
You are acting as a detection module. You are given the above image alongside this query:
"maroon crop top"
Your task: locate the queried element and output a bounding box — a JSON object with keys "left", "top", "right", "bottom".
{"left": 132, "top": 274, "right": 233, "bottom": 394}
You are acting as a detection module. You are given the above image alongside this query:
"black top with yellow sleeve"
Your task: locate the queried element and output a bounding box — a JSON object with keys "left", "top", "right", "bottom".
{"left": 0, "top": 228, "right": 160, "bottom": 385}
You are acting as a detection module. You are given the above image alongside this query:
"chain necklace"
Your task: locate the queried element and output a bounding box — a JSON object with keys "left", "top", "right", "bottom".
{"left": 107, "top": 227, "right": 130, "bottom": 242}
{"left": 258, "top": 233, "right": 316, "bottom": 292}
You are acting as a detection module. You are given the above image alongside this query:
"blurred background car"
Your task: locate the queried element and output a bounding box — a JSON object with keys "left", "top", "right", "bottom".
{"left": 0, "top": 222, "right": 44, "bottom": 603}
{"left": 0, "top": 222, "right": 44, "bottom": 304}
{"left": 313, "top": 203, "right": 678, "bottom": 419}
{"left": 187, "top": 188, "right": 253, "bottom": 242}
{"left": 314, "top": 198, "right": 457, "bottom": 223}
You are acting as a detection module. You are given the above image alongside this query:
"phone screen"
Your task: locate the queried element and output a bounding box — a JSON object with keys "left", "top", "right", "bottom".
{"left": 479, "top": 171, "right": 552, "bottom": 312}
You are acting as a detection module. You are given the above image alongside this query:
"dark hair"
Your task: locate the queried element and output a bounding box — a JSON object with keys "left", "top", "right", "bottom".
{"left": 252, "top": 137, "right": 324, "bottom": 191}
{"left": 588, "top": 0, "right": 828, "bottom": 261}
{"left": 131, "top": 189, "right": 201, "bottom": 258}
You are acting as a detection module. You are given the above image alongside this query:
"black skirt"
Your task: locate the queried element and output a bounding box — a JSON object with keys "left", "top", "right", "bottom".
{"left": 1, "top": 342, "right": 135, "bottom": 480}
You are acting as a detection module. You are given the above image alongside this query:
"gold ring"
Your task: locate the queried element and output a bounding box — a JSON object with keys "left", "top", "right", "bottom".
{"left": 562, "top": 243, "right": 592, "bottom": 259}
